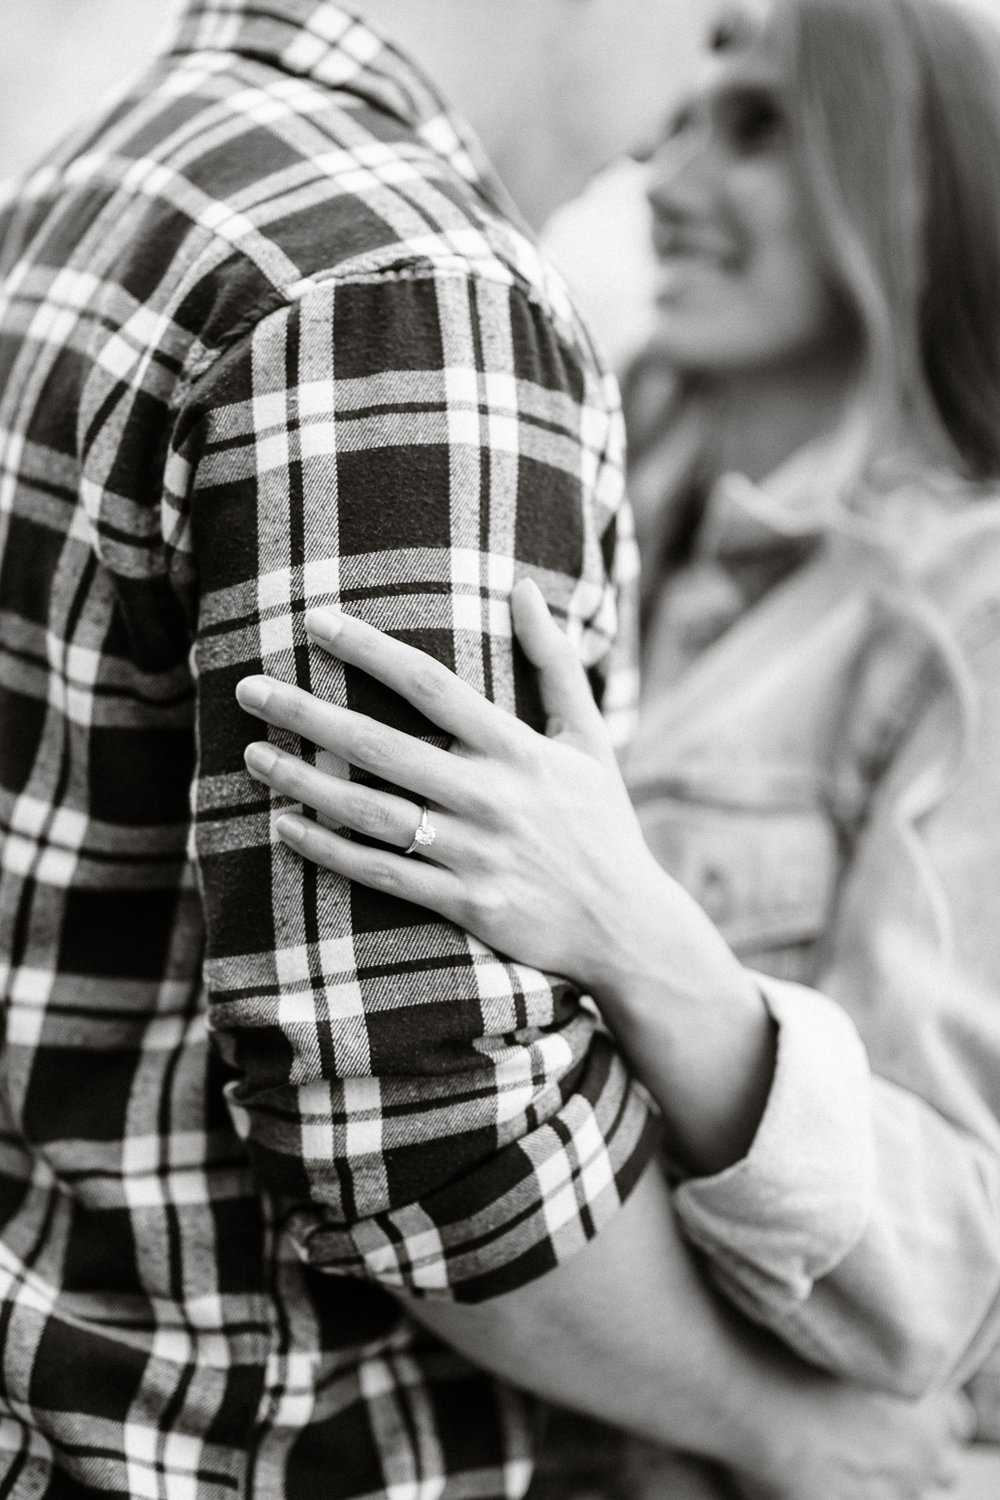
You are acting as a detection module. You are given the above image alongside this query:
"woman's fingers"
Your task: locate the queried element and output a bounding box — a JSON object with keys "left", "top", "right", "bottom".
{"left": 236, "top": 675, "right": 475, "bottom": 807}
{"left": 244, "top": 741, "right": 458, "bottom": 864}
{"left": 274, "top": 812, "right": 463, "bottom": 920}
{"left": 511, "top": 578, "right": 611, "bottom": 754}
{"left": 305, "top": 607, "right": 521, "bottom": 754}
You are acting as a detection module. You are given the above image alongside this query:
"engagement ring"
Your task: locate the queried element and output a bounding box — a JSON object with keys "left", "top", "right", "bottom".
{"left": 404, "top": 805, "right": 436, "bottom": 855}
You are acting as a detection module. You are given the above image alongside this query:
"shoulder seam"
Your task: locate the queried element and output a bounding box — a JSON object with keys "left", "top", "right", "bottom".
{"left": 176, "top": 250, "right": 603, "bottom": 407}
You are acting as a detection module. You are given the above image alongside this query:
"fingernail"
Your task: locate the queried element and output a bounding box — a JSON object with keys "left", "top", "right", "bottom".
{"left": 276, "top": 813, "right": 307, "bottom": 843}
{"left": 306, "top": 606, "right": 342, "bottom": 641}
{"left": 244, "top": 742, "right": 277, "bottom": 776}
{"left": 236, "top": 676, "right": 271, "bottom": 712}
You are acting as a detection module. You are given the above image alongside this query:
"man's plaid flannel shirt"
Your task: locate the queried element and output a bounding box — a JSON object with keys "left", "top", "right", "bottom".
{"left": 0, "top": 2, "right": 658, "bottom": 1494}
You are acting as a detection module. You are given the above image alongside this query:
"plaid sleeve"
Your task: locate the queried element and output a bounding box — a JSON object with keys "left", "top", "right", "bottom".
{"left": 175, "top": 267, "right": 659, "bottom": 1302}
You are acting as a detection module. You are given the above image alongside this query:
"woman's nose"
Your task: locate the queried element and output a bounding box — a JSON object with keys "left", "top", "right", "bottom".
{"left": 646, "top": 131, "right": 717, "bottom": 215}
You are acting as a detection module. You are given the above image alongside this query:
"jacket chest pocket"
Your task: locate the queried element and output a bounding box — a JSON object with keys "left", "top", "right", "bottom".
{"left": 630, "top": 777, "right": 842, "bottom": 961}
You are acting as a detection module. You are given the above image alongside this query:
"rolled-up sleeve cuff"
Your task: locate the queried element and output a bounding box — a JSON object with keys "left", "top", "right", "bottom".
{"left": 285, "top": 1037, "right": 661, "bottom": 1303}
{"left": 674, "top": 974, "right": 876, "bottom": 1315}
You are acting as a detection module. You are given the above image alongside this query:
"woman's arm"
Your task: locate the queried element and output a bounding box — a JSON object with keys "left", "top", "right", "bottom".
{"left": 236, "top": 581, "right": 788, "bottom": 1178}
{"left": 404, "top": 1157, "right": 969, "bottom": 1500}
{"left": 236, "top": 581, "right": 1000, "bottom": 1398}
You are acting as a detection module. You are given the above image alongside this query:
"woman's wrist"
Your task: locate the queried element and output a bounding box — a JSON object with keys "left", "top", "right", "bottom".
{"left": 587, "top": 862, "right": 778, "bottom": 1176}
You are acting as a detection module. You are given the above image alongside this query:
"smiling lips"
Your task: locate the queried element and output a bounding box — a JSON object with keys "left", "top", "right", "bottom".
{"left": 652, "top": 217, "right": 741, "bottom": 270}
{"left": 651, "top": 219, "right": 743, "bottom": 301}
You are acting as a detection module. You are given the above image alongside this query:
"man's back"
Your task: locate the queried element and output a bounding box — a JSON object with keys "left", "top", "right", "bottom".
{"left": 0, "top": 2, "right": 654, "bottom": 1493}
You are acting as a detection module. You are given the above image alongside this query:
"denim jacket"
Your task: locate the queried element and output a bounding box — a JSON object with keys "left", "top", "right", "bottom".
{"left": 624, "top": 466, "right": 1000, "bottom": 1433}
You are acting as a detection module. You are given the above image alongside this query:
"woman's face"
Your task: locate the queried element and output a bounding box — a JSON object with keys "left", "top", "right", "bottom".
{"left": 645, "top": 42, "right": 851, "bottom": 375}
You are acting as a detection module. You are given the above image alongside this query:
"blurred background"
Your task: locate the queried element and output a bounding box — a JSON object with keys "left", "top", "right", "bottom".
{"left": 0, "top": 2, "right": 168, "bottom": 183}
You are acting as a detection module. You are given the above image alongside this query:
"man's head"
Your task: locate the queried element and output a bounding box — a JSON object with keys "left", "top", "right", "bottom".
{"left": 355, "top": 0, "right": 716, "bottom": 227}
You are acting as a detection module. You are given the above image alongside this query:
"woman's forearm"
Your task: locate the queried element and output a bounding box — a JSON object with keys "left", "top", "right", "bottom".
{"left": 591, "top": 864, "right": 878, "bottom": 1327}
{"left": 405, "top": 1163, "right": 769, "bottom": 1465}
{"left": 405, "top": 1160, "right": 963, "bottom": 1498}
{"left": 590, "top": 860, "right": 779, "bottom": 1176}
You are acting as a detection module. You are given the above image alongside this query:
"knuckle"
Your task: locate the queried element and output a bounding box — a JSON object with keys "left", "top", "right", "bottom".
{"left": 454, "top": 887, "right": 484, "bottom": 930}
{"left": 278, "top": 769, "right": 307, "bottom": 810}
{"left": 370, "top": 858, "right": 403, "bottom": 894}
{"left": 462, "top": 836, "right": 494, "bottom": 878}
{"left": 505, "top": 725, "right": 539, "bottom": 770}
{"left": 482, "top": 884, "right": 509, "bottom": 925}
{"left": 472, "top": 780, "right": 519, "bottom": 835}
{"left": 356, "top": 792, "right": 392, "bottom": 837}
{"left": 351, "top": 721, "right": 387, "bottom": 767}
{"left": 279, "top": 755, "right": 309, "bottom": 794}
{"left": 412, "top": 660, "right": 448, "bottom": 705}
{"left": 460, "top": 880, "right": 503, "bottom": 929}
{"left": 462, "top": 783, "right": 496, "bottom": 826}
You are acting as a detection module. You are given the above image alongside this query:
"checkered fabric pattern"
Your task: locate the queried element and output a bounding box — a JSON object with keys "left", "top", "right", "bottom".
{"left": 0, "top": 2, "right": 658, "bottom": 1494}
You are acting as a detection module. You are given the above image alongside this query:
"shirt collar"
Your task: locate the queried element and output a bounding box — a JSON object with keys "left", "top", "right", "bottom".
{"left": 164, "top": 0, "right": 522, "bottom": 223}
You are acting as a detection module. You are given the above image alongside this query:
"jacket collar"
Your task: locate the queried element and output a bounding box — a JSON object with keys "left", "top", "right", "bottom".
{"left": 165, "top": 0, "right": 519, "bottom": 221}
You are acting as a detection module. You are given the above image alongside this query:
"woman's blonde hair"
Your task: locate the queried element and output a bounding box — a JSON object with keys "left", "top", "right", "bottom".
{"left": 737, "top": 0, "right": 1000, "bottom": 484}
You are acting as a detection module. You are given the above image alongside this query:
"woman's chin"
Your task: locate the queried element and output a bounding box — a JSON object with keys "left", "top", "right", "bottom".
{"left": 645, "top": 319, "right": 740, "bottom": 375}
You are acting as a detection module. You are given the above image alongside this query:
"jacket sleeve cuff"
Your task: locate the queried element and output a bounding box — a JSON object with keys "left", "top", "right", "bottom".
{"left": 673, "top": 974, "right": 876, "bottom": 1316}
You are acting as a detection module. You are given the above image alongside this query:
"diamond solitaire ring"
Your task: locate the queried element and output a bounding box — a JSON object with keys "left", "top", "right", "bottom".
{"left": 404, "top": 804, "right": 436, "bottom": 855}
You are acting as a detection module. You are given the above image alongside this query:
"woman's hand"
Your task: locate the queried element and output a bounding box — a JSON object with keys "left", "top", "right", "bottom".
{"left": 235, "top": 579, "right": 775, "bottom": 1174}
{"left": 236, "top": 579, "right": 672, "bottom": 995}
